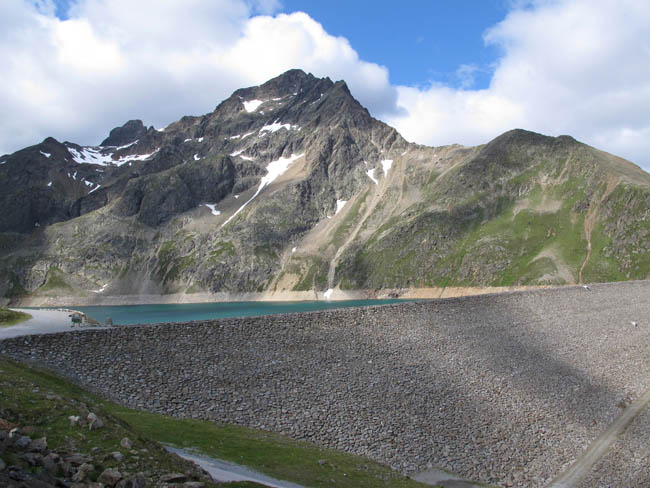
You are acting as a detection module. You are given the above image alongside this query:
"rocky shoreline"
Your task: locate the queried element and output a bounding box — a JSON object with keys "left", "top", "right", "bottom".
{"left": 10, "top": 284, "right": 550, "bottom": 307}
{"left": 2, "top": 281, "right": 649, "bottom": 487}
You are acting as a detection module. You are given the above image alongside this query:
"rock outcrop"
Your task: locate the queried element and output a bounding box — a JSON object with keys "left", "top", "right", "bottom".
{"left": 101, "top": 120, "right": 148, "bottom": 147}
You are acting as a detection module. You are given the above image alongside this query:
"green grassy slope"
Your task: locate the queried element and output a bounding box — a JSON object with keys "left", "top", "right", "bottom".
{"left": 333, "top": 131, "right": 650, "bottom": 289}
{"left": 0, "top": 307, "right": 31, "bottom": 327}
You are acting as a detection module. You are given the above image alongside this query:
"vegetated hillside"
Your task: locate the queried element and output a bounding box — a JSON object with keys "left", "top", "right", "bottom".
{"left": 334, "top": 130, "right": 650, "bottom": 290}
{"left": 0, "top": 69, "right": 648, "bottom": 302}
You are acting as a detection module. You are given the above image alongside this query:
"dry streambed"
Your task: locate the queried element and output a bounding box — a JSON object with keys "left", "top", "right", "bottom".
{"left": 2, "top": 281, "right": 650, "bottom": 487}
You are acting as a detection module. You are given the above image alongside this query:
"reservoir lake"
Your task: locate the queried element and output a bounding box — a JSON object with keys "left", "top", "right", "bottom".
{"left": 73, "top": 299, "right": 411, "bottom": 326}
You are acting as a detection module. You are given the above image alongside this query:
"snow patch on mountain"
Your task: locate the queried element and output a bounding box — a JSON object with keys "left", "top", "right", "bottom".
{"left": 336, "top": 200, "right": 347, "bottom": 214}
{"left": 259, "top": 121, "right": 299, "bottom": 134}
{"left": 118, "top": 140, "right": 138, "bottom": 150}
{"left": 366, "top": 168, "right": 379, "bottom": 185}
{"left": 230, "top": 150, "right": 255, "bottom": 161}
{"left": 222, "top": 153, "right": 304, "bottom": 228}
{"left": 203, "top": 204, "right": 221, "bottom": 216}
{"left": 40, "top": 151, "right": 51, "bottom": 158}
{"left": 243, "top": 100, "right": 264, "bottom": 112}
{"left": 93, "top": 283, "right": 108, "bottom": 293}
{"left": 67, "top": 146, "right": 159, "bottom": 167}
{"left": 310, "top": 93, "right": 324, "bottom": 105}
{"left": 381, "top": 159, "right": 393, "bottom": 175}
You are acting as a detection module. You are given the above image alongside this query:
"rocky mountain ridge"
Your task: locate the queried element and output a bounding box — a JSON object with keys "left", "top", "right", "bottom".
{"left": 1, "top": 69, "right": 649, "bottom": 303}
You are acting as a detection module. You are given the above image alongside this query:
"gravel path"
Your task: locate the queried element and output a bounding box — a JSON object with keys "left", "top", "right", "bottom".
{"left": 2, "top": 280, "right": 649, "bottom": 487}
{"left": 576, "top": 393, "right": 650, "bottom": 487}
{"left": 548, "top": 386, "right": 650, "bottom": 487}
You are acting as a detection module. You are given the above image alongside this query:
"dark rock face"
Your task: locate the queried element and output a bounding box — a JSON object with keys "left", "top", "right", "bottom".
{"left": 0, "top": 69, "right": 405, "bottom": 233}
{"left": 100, "top": 119, "right": 148, "bottom": 147}
{"left": 114, "top": 156, "right": 236, "bottom": 226}
{"left": 0, "top": 137, "right": 102, "bottom": 233}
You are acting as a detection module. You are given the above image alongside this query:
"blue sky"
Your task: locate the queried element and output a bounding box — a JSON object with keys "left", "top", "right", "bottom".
{"left": 278, "top": 1, "right": 508, "bottom": 89}
{"left": 3, "top": 0, "right": 650, "bottom": 169}
{"left": 52, "top": 0, "right": 71, "bottom": 18}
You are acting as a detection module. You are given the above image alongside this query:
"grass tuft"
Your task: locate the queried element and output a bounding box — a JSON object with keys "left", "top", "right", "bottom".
{"left": 0, "top": 307, "right": 31, "bottom": 327}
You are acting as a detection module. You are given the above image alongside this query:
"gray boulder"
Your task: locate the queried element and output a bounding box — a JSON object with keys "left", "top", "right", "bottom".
{"left": 98, "top": 468, "right": 123, "bottom": 486}
{"left": 116, "top": 476, "right": 147, "bottom": 488}
{"left": 87, "top": 412, "right": 104, "bottom": 430}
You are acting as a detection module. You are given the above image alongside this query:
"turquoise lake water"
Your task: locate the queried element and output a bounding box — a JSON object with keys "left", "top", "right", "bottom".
{"left": 74, "top": 299, "right": 410, "bottom": 326}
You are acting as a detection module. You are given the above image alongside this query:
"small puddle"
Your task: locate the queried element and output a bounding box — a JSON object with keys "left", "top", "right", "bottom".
{"left": 412, "top": 468, "right": 485, "bottom": 488}
{"left": 165, "top": 446, "right": 306, "bottom": 488}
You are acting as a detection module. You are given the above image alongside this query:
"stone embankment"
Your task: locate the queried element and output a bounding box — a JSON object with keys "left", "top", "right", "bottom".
{"left": 2, "top": 281, "right": 650, "bottom": 487}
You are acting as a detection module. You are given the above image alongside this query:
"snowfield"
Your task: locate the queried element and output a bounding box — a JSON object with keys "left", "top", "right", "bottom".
{"left": 67, "top": 146, "right": 159, "bottom": 167}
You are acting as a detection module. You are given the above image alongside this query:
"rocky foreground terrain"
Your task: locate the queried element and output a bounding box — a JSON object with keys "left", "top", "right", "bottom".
{"left": 1, "top": 69, "right": 649, "bottom": 304}
{"left": 0, "top": 367, "right": 216, "bottom": 488}
{"left": 0, "top": 423, "right": 211, "bottom": 488}
{"left": 2, "top": 281, "right": 649, "bottom": 487}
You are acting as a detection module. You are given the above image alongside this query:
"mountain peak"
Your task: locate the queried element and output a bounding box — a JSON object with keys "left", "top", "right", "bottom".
{"left": 101, "top": 119, "right": 147, "bottom": 147}
{"left": 231, "top": 69, "right": 331, "bottom": 102}
{"left": 268, "top": 68, "right": 313, "bottom": 83}
{"left": 261, "top": 68, "right": 319, "bottom": 90}
{"left": 42, "top": 136, "right": 60, "bottom": 145}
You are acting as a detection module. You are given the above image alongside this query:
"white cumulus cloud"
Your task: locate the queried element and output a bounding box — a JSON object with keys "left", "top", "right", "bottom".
{"left": 387, "top": 0, "right": 650, "bottom": 169}
{"left": 0, "top": 0, "right": 396, "bottom": 155}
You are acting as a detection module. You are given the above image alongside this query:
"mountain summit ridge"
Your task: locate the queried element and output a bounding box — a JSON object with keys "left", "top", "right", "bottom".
{"left": 0, "top": 69, "right": 649, "bottom": 302}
